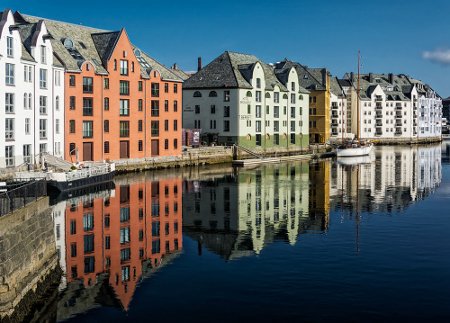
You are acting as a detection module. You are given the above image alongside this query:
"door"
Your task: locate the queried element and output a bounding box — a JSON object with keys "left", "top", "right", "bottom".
{"left": 120, "top": 141, "right": 129, "bottom": 159}
{"left": 83, "top": 142, "right": 93, "bottom": 161}
{"left": 151, "top": 139, "right": 159, "bottom": 156}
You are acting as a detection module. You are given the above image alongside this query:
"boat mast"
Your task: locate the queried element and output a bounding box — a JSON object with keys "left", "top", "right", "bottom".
{"left": 356, "top": 50, "right": 361, "bottom": 141}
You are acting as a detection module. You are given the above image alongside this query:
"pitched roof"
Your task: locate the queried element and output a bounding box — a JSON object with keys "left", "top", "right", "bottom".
{"left": 274, "top": 60, "right": 328, "bottom": 91}
{"left": 91, "top": 31, "right": 121, "bottom": 66}
{"left": 330, "top": 76, "right": 345, "bottom": 97}
{"left": 170, "top": 66, "right": 191, "bottom": 81}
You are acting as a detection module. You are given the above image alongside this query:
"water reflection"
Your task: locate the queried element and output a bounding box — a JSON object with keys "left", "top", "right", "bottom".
{"left": 330, "top": 145, "right": 441, "bottom": 213}
{"left": 51, "top": 175, "right": 182, "bottom": 320}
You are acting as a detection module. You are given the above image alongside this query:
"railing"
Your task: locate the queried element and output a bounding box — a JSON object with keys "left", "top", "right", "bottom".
{"left": 66, "top": 163, "right": 112, "bottom": 182}
{"left": 0, "top": 179, "right": 47, "bottom": 216}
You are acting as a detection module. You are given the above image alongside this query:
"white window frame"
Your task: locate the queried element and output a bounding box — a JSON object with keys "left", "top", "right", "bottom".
{"left": 6, "top": 63, "right": 15, "bottom": 85}
{"left": 5, "top": 93, "right": 14, "bottom": 113}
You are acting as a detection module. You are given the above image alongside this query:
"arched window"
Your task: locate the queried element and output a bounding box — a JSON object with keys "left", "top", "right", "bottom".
{"left": 56, "top": 96, "right": 60, "bottom": 111}
{"left": 283, "top": 94, "right": 288, "bottom": 99}
{"left": 193, "top": 91, "right": 202, "bottom": 97}
{"left": 265, "top": 92, "right": 271, "bottom": 98}
{"left": 209, "top": 91, "right": 217, "bottom": 97}
{"left": 246, "top": 91, "right": 252, "bottom": 97}
{"left": 299, "top": 94, "right": 303, "bottom": 100}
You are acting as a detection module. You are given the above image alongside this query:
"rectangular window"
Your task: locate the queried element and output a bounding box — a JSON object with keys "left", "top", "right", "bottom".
{"left": 55, "top": 119, "right": 60, "bottom": 134}
{"left": 224, "top": 106, "right": 230, "bottom": 117}
{"left": 70, "top": 96, "right": 76, "bottom": 110}
{"left": 104, "top": 120, "right": 109, "bottom": 132}
{"left": 5, "top": 146, "right": 14, "bottom": 167}
{"left": 138, "top": 81, "right": 143, "bottom": 91}
{"left": 24, "top": 66, "right": 32, "bottom": 82}
{"left": 224, "top": 90, "right": 230, "bottom": 102}
{"left": 164, "top": 100, "right": 169, "bottom": 112}
{"left": 104, "top": 97, "right": 109, "bottom": 111}
{"left": 291, "top": 106, "right": 295, "bottom": 118}
{"left": 69, "top": 120, "right": 76, "bottom": 133}
{"left": 255, "top": 105, "right": 261, "bottom": 118}
{"left": 138, "top": 140, "right": 143, "bottom": 151}
{"left": 120, "top": 227, "right": 130, "bottom": 244}
{"left": 120, "top": 60, "right": 128, "bottom": 75}
{"left": 120, "top": 99, "right": 129, "bottom": 116}
{"left": 195, "top": 105, "right": 200, "bottom": 114}
{"left": 23, "top": 145, "right": 32, "bottom": 164}
{"left": 55, "top": 70, "right": 61, "bottom": 86}
{"left": 291, "top": 93, "right": 296, "bottom": 104}
{"left": 83, "top": 213, "right": 94, "bottom": 231}
{"left": 120, "top": 121, "right": 130, "bottom": 137}
{"left": 138, "top": 120, "right": 143, "bottom": 132}
{"left": 6, "top": 63, "right": 15, "bottom": 85}
{"left": 5, "top": 119, "right": 14, "bottom": 141}
{"left": 255, "top": 91, "right": 262, "bottom": 102}
{"left": 164, "top": 139, "right": 169, "bottom": 150}
{"left": 164, "top": 83, "right": 169, "bottom": 93}
{"left": 83, "top": 121, "right": 93, "bottom": 138}
{"left": 151, "top": 100, "right": 159, "bottom": 116}
{"left": 151, "top": 83, "right": 160, "bottom": 97}
{"left": 151, "top": 121, "right": 159, "bottom": 136}
{"left": 104, "top": 78, "right": 109, "bottom": 89}
{"left": 120, "top": 80, "right": 130, "bottom": 95}
{"left": 210, "top": 105, "right": 216, "bottom": 114}
{"left": 7, "top": 37, "right": 13, "bottom": 57}
{"left": 138, "top": 99, "right": 143, "bottom": 111}
{"left": 40, "top": 45, "right": 47, "bottom": 64}
{"left": 174, "top": 120, "right": 178, "bottom": 131}
{"left": 174, "top": 100, "right": 178, "bottom": 112}
{"left": 82, "top": 77, "right": 93, "bottom": 93}
{"left": 224, "top": 120, "right": 230, "bottom": 132}
{"left": 104, "top": 141, "right": 110, "bottom": 153}
{"left": 83, "top": 98, "right": 93, "bottom": 116}
{"left": 274, "top": 106, "right": 279, "bottom": 118}
{"left": 120, "top": 207, "right": 130, "bottom": 222}
{"left": 25, "top": 118, "right": 31, "bottom": 135}
{"left": 39, "top": 69, "right": 47, "bottom": 88}
{"left": 5, "top": 93, "right": 14, "bottom": 113}
{"left": 164, "top": 119, "right": 169, "bottom": 131}
{"left": 174, "top": 138, "right": 178, "bottom": 149}
{"left": 69, "top": 75, "right": 76, "bottom": 86}
{"left": 274, "top": 121, "right": 279, "bottom": 132}
{"left": 84, "top": 256, "right": 95, "bottom": 273}
{"left": 39, "top": 119, "right": 47, "bottom": 139}
{"left": 39, "top": 96, "right": 47, "bottom": 114}
{"left": 274, "top": 92, "right": 279, "bottom": 103}
{"left": 174, "top": 83, "right": 178, "bottom": 93}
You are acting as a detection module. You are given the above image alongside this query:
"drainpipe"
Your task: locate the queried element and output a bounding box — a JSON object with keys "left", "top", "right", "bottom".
{"left": 33, "top": 64, "right": 37, "bottom": 167}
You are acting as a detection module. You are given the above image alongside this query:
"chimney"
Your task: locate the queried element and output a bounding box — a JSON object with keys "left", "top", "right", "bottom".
{"left": 388, "top": 73, "right": 394, "bottom": 84}
{"left": 321, "top": 69, "right": 327, "bottom": 87}
{"left": 197, "top": 57, "right": 202, "bottom": 72}
{"left": 369, "top": 73, "right": 374, "bottom": 83}
{"left": 350, "top": 72, "right": 354, "bottom": 82}
{"left": 172, "top": 63, "right": 178, "bottom": 70}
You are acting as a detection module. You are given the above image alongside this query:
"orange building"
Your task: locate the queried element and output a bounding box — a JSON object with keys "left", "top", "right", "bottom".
{"left": 63, "top": 178, "right": 182, "bottom": 310}
{"left": 17, "top": 14, "right": 183, "bottom": 162}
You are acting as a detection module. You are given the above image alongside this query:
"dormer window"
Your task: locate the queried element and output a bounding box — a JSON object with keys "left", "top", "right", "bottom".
{"left": 291, "top": 82, "right": 295, "bottom": 92}
{"left": 193, "top": 91, "right": 202, "bottom": 98}
{"left": 41, "top": 46, "right": 47, "bottom": 64}
{"left": 7, "top": 37, "right": 13, "bottom": 58}
{"left": 256, "top": 78, "right": 261, "bottom": 89}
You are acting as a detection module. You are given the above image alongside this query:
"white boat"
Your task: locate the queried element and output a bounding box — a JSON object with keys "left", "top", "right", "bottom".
{"left": 336, "top": 142, "right": 373, "bottom": 157}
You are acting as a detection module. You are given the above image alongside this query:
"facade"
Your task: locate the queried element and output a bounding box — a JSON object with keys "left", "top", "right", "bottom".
{"left": 340, "top": 73, "right": 442, "bottom": 142}
{"left": 183, "top": 51, "right": 309, "bottom": 152}
{"left": 329, "top": 77, "right": 351, "bottom": 141}
{"left": 0, "top": 10, "right": 64, "bottom": 168}
{"left": 274, "top": 60, "right": 331, "bottom": 144}
{"left": 16, "top": 12, "right": 183, "bottom": 162}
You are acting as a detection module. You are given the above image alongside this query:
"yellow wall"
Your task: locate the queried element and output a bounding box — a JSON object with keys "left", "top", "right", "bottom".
{"left": 309, "top": 74, "right": 331, "bottom": 143}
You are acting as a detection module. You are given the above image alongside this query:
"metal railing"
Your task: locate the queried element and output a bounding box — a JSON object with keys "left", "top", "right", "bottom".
{"left": 0, "top": 179, "right": 47, "bottom": 216}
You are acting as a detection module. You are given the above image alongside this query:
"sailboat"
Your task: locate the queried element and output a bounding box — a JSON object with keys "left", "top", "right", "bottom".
{"left": 336, "top": 50, "right": 374, "bottom": 158}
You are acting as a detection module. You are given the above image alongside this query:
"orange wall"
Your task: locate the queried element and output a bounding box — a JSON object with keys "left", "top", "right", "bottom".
{"left": 64, "top": 178, "right": 182, "bottom": 310}
{"left": 64, "top": 31, "right": 182, "bottom": 162}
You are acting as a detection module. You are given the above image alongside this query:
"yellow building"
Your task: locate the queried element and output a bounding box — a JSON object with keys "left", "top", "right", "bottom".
{"left": 309, "top": 160, "right": 330, "bottom": 230}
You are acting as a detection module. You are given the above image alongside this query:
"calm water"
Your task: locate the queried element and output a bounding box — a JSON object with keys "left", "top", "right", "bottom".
{"left": 17, "top": 144, "right": 450, "bottom": 321}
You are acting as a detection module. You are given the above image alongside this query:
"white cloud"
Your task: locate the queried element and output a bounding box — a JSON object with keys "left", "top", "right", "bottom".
{"left": 423, "top": 48, "right": 450, "bottom": 65}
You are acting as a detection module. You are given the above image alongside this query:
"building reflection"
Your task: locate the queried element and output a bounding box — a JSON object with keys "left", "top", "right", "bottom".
{"left": 51, "top": 175, "right": 182, "bottom": 319}
{"left": 442, "top": 141, "right": 450, "bottom": 164}
{"left": 330, "top": 145, "right": 442, "bottom": 213}
{"left": 183, "top": 162, "right": 329, "bottom": 260}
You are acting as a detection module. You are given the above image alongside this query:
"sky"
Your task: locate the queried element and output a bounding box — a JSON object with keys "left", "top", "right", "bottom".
{"left": 4, "top": 0, "right": 450, "bottom": 96}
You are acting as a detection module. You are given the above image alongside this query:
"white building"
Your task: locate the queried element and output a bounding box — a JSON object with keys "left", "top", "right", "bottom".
{"left": 329, "top": 76, "right": 350, "bottom": 141}
{"left": 339, "top": 73, "right": 442, "bottom": 143}
{"left": 183, "top": 51, "right": 309, "bottom": 151}
{"left": 0, "top": 9, "right": 64, "bottom": 169}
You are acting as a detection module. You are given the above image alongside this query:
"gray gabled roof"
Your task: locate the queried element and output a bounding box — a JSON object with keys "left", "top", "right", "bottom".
{"left": 274, "top": 60, "right": 328, "bottom": 91}
{"left": 184, "top": 51, "right": 287, "bottom": 91}
{"left": 330, "top": 76, "right": 345, "bottom": 98}
{"left": 91, "top": 31, "right": 121, "bottom": 67}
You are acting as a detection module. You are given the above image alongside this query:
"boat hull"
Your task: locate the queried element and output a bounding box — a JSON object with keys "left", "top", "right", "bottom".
{"left": 336, "top": 144, "right": 373, "bottom": 157}
{"left": 47, "top": 171, "right": 115, "bottom": 193}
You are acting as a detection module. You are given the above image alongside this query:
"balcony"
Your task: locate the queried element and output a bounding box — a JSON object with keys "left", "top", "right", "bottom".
{"left": 376, "top": 112, "right": 383, "bottom": 119}
{"left": 331, "top": 121, "right": 338, "bottom": 127}
{"left": 375, "top": 103, "right": 382, "bottom": 109}
{"left": 395, "top": 104, "right": 402, "bottom": 110}
{"left": 395, "top": 127, "right": 402, "bottom": 135}
{"left": 375, "top": 97, "right": 383, "bottom": 102}
{"left": 395, "top": 112, "right": 402, "bottom": 119}
{"left": 375, "top": 130, "right": 382, "bottom": 136}
{"left": 331, "top": 104, "right": 338, "bottom": 110}
{"left": 376, "top": 120, "right": 383, "bottom": 127}
{"left": 332, "top": 112, "right": 338, "bottom": 118}
{"left": 395, "top": 120, "right": 402, "bottom": 127}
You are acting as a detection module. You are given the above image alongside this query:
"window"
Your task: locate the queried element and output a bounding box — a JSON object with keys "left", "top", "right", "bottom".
{"left": 5, "top": 93, "right": 14, "bottom": 113}
{"left": 120, "top": 60, "right": 128, "bottom": 75}
{"left": 164, "top": 83, "right": 169, "bottom": 93}
{"left": 104, "top": 78, "right": 109, "bottom": 89}
{"left": 174, "top": 83, "right": 178, "bottom": 93}
{"left": 174, "top": 119, "right": 178, "bottom": 131}
{"left": 83, "top": 213, "right": 94, "bottom": 231}
{"left": 290, "top": 133, "right": 296, "bottom": 144}
{"left": 151, "top": 83, "right": 160, "bottom": 97}
{"left": 120, "top": 121, "right": 130, "bottom": 137}
{"left": 104, "top": 97, "right": 109, "bottom": 110}
{"left": 6, "top": 63, "right": 15, "bottom": 85}
{"left": 39, "top": 119, "right": 47, "bottom": 139}
{"left": 104, "top": 120, "right": 109, "bottom": 132}
{"left": 131, "top": 62, "right": 135, "bottom": 72}
{"left": 224, "top": 90, "right": 230, "bottom": 102}
{"left": 83, "top": 121, "right": 93, "bottom": 138}
{"left": 69, "top": 120, "right": 76, "bottom": 133}
{"left": 138, "top": 81, "right": 143, "bottom": 91}
{"left": 256, "top": 134, "right": 261, "bottom": 146}
{"left": 40, "top": 45, "right": 47, "bottom": 64}
{"left": 114, "top": 59, "right": 117, "bottom": 71}
{"left": 55, "top": 119, "right": 60, "bottom": 134}
{"left": 224, "top": 106, "right": 230, "bottom": 117}
{"left": 69, "top": 143, "right": 76, "bottom": 155}
{"left": 151, "top": 100, "right": 159, "bottom": 116}
{"left": 151, "top": 121, "right": 159, "bottom": 136}
{"left": 224, "top": 120, "right": 230, "bottom": 132}
{"left": 274, "top": 106, "right": 279, "bottom": 118}
{"left": 104, "top": 141, "right": 110, "bottom": 153}
{"left": 5, "top": 119, "right": 14, "bottom": 141}
{"left": 84, "top": 256, "right": 95, "bottom": 273}
{"left": 138, "top": 99, "right": 143, "bottom": 111}
{"left": 69, "top": 75, "right": 76, "bottom": 86}
{"left": 120, "top": 227, "right": 130, "bottom": 244}
{"left": 256, "top": 78, "right": 261, "bottom": 88}
{"left": 209, "top": 91, "right": 217, "bottom": 97}
{"left": 120, "top": 99, "right": 129, "bottom": 116}
{"left": 138, "top": 140, "right": 143, "bottom": 151}
{"left": 164, "top": 100, "right": 169, "bottom": 112}
{"left": 164, "top": 119, "right": 169, "bottom": 131}
{"left": 39, "top": 96, "right": 47, "bottom": 114}
{"left": 256, "top": 91, "right": 262, "bottom": 102}
{"left": 174, "top": 100, "right": 178, "bottom": 112}
{"left": 174, "top": 138, "right": 178, "bottom": 149}
{"left": 5, "top": 146, "right": 14, "bottom": 167}
{"left": 39, "top": 69, "right": 47, "bottom": 88}
{"left": 120, "top": 81, "right": 130, "bottom": 95}
{"left": 7, "top": 37, "right": 13, "bottom": 57}
{"left": 83, "top": 98, "right": 93, "bottom": 116}
{"left": 138, "top": 120, "right": 143, "bottom": 132}
{"left": 24, "top": 66, "right": 32, "bottom": 82}
{"left": 23, "top": 145, "right": 31, "bottom": 164}
{"left": 55, "top": 71, "right": 61, "bottom": 86}
{"left": 256, "top": 120, "right": 261, "bottom": 132}
{"left": 164, "top": 139, "right": 169, "bottom": 150}
{"left": 193, "top": 91, "right": 202, "bottom": 97}
{"left": 291, "top": 106, "right": 295, "bottom": 118}
{"left": 291, "top": 93, "right": 296, "bottom": 104}
{"left": 274, "top": 120, "right": 279, "bottom": 132}
{"left": 195, "top": 105, "right": 200, "bottom": 114}
{"left": 256, "top": 105, "right": 261, "bottom": 118}
{"left": 25, "top": 118, "right": 31, "bottom": 135}
{"left": 55, "top": 96, "right": 60, "bottom": 111}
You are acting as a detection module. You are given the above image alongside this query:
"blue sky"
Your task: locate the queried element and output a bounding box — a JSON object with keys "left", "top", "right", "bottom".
{"left": 4, "top": 0, "right": 450, "bottom": 96}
